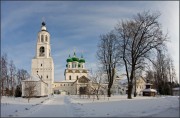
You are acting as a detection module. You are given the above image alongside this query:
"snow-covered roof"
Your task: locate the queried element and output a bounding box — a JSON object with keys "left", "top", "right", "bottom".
{"left": 59, "top": 80, "right": 76, "bottom": 83}
{"left": 22, "top": 76, "right": 40, "bottom": 81}
{"left": 146, "top": 83, "right": 152, "bottom": 85}
{"left": 142, "top": 89, "right": 157, "bottom": 92}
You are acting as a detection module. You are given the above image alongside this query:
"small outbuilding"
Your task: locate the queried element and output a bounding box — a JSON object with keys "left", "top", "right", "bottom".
{"left": 142, "top": 80, "right": 157, "bottom": 97}
{"left": 172, "top": 87, "right": 180, "bottom": 96}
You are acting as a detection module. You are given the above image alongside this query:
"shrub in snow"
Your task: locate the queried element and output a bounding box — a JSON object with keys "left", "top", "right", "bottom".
{"left": 15, "top": 85, "right": 22, "bottom": 97}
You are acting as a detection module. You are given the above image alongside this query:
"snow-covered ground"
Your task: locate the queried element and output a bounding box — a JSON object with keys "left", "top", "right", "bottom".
{"left": 1, "top": 95, "right": 179, "bottom": 117}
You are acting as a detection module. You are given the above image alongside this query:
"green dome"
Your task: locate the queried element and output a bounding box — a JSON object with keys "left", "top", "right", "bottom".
{"left": 72, "top": 52, "right": 79, "bottom": 62}
{"left": 66, "top": 54, "right": 73, "bottom": 62}
{"left": 66, "top": 58, "right": 73, "bottom": 62}
{"left": 79, "top": 54, "right": 85, "bottom": 63}
{"left": 72, "top": 57, "right": 79, "bottom": 62}
{"left": 79, "top": 59, "right": 85, "bottom": 63}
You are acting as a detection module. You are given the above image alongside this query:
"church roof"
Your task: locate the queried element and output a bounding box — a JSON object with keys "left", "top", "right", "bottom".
{"left": 66, "top": 52, "right": 85, "bottom": 63}
{"left": 66, "top": 54, "right": 73, "bottom": 62}
{"left": 79, "top": 54, "right": 85, "bottom": 63}
{"left": 60, "top": 80, "right": 76, "bottom": 83}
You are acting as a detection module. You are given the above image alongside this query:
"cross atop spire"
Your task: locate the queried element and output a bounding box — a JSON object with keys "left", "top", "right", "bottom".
{"left": 42, "top": 17, "right": 46, "bottom": 26}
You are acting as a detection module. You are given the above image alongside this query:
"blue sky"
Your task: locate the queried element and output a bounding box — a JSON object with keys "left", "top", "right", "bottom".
{"left": 1, "top": 1, "right": 179, "bottom": 82}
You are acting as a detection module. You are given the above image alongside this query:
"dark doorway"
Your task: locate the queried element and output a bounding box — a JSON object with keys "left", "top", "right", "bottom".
{"left": 79, "top": 87, "right": 87, "bottom": 95}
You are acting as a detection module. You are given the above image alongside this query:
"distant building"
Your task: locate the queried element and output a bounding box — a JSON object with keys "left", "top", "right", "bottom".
{"left": 22, "top": 77, "right": 48, "bottom": 97}
{"left": 133, "top": 77, "right": 146, "bottom": 96}
{"left": 111, "top": 75, "right": 127, "bottom": 95}
{"left": 172, "top": 87, "right": 180, "bottom": 96}
{"left": 142, "top": 80, "right": 157, "bottom": 97}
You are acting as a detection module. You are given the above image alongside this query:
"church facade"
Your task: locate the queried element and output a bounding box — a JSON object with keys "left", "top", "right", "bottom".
{"left": 53, "top": 53, "right": 91, "bottom": 95}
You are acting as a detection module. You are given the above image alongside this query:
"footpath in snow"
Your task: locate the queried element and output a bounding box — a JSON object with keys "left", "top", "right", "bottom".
{"left": 1, "top": 95, "right": 179, "bottom": 117}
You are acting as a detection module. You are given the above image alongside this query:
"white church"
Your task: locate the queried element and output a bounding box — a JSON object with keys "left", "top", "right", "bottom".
{"left": 22, "top": 21, "right": 92, "bottom": 97}
{"left": 22, "top": 21, "right": 146, "bottom": 97}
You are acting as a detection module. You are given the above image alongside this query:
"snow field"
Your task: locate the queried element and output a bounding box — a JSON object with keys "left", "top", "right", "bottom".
{"left": 1, "top": 95, "right": 179, "bottom": 117}
{"left": 69, "top": 95, "right": 179, "bottom": 117}
{"left": 1, "top": 96, "right": 50, "bottom": 117}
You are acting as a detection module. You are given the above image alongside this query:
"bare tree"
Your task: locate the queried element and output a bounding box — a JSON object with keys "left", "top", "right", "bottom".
{"left": 0, "top": 53, "right": 9, "bottom": 97}
{"left": 24, "top": 81, "right": 37, "bottom": 103}
{"left": 9, "top": 60, "right": 16, "bottom": 96}
{"left": 115, "top": 11, "right": 167, "bottom": 99}
{"left": 148, "top": 51, "right": 177, "bottom": 95}
{"left": 166, "top": 55, "right": 177, "bottom": 95}
{"left": 97, "top": 31, "right": 121, "bottom": 97}
{"left": 89, "top": 69, "right": 104, "bottom": 100}
{"left": 16, "top": 69, "right": 30, "bottom": 89}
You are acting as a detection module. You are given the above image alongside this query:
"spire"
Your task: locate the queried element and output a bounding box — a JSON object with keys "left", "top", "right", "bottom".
{"left": 73, "top": 48, "right": 76, "bottom": 57}
{"left": 81, "top": 50, "right": 83, "bottom": 58}
{"left": 41, "top": 17, "right": 46, "bottom": 31}
{"left": 73, "top": 52, "right": 76, "bottom": 57}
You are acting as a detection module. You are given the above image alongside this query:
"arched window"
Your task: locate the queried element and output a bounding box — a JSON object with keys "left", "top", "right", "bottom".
{"left": 77, "top": 76, "right": 78, "bottom": 80}
{"left": 41, "top": 35, "right": 44, "bottom": 42}
{"left": 39, "top": 46, "right": 45, "bottom": 56}
{"left": 45, "top": 35, "right": 48, "bottom": 42}
{"left": 69, "top": 75, "right": 71, "bottom": 80}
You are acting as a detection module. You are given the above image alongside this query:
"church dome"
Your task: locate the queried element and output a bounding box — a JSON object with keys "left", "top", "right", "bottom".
{"left": 79, "top": 54, "right": 85, "bottom": 63}
{"left": 66, "top": 55, "right": 73, "bottom": 63}
{"left": 72, "top": 57, "right": 79, "bottom": 62}
{"left": 72, "top": 52, "right": 79, "bottom": 62}
{"left": 41, "top": 21, "right": 47, "bottom": 31}
{"left": 79, "top": 59, "right": 85, "bottom": 63}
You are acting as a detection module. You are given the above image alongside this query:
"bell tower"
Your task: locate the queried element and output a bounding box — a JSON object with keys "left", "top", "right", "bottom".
{"left": 31, "top": 21, "right": 54, "bottom": 95}
{"left": 36, "top": 21, "right": 51, "bottom": 58}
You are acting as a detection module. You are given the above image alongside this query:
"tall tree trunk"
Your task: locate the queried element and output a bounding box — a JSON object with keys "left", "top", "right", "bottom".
{"left": 128, "top": 82, "right": 133, "bottom": 99}
{"left": 107, "top": 87, "right": 111, "bottom": 97}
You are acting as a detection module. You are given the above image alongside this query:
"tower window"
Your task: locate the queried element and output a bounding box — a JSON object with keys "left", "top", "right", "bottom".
{"left": 41, "top": 64, "right": 42, "bottom": 67}
{"left": 45, "top": 35, "right": 48, "bottom": 42}
{"left": 41, "top": 35, "right": 44, "bottom": 42}
{"left": 72, "top": 64, "right": 74, "bottom": 68}
{"left": 69, "top": 75, "right": 71, "bottom": 80}
{"left": 77, "top": 76, "right": 78, "bottom": 79}
{"left": 39, "top": 46, "right": 45, "bottom": 56}
{"left": 47, "top": 75, "right": 48, "bottom": 78}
